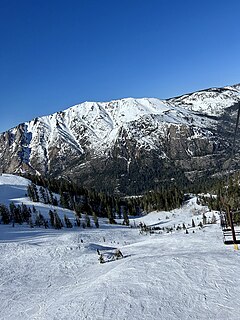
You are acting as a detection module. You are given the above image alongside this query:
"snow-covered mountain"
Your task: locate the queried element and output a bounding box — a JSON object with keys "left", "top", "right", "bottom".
{"left": 0, "top": 84, "right": 240, "bottom": 193}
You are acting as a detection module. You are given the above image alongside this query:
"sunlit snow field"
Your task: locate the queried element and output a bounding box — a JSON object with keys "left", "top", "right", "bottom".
{"left": 0, "top": 174, "right": 240, "bottom": 320}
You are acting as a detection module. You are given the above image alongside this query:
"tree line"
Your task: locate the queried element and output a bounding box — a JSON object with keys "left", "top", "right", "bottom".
{"left": 26, "top": 175, "right": 184, "bottom": 224}
{"left": 197, "top": 173, "right": 240, "bottom": 225}
{"left": 0, "top": 201, "right": 100, "bottom": 230}
{"left": 0, "top": 174, "right": 185, "bottom": 228}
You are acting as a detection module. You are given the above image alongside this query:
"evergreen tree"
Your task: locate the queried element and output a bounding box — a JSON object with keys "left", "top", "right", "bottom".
{"left": 123, "top": 207, "right": 129, "bottom": 226}
{"left": 93, "top": 213, "right": 99, "bottom": 228}
{"left": 75, "top": 216, "right": 81, "bottom": 227}
{"left": 27, "top": 184, "right": 35, "bottom": 201}
{"left": 21, "top": 203, "right": 31, "bottom": 223}
{"left": 49, "top": 210, "right": 55, "bottom": 227}
{"left": 39, "top": 186, "right": 47, "bottom": 203}
{"left": 0, "top": 204, "right": 10, "bottom": 224}
{"left": 85, "top": 213, "right": 91, "bottom": 228}
{"left": 9, "top": 202, "right": 16, "bottom": 216}
{"left": 45, "top": 189, "right": 50, "bottom": 204}
{"left": 64, "top": 214, "right": 73, "bottom": 228}
{"left": 35, "top": 212, "right": 45, "bottom": 227}
{"left": 31, "top": 183, "right": 39, "bottom": 202}
{"left": 29, "top": 217, "right": 34, "bottom": 228}
{"left": 74, "top": 204, "right": 82, "bottom": 217}
{"left": 107, "top": 206, "right": 115, "bottom": 224}
{"left": 13, "top": 205, "right": 23, "bottom": 224}
{"left": 60, "top": 192, "right": 70, "bottom": 209}
{"left": 49, "top": 189, "right": 54, "bottom": 204}
{"left": 53, "top": 210, "right": 62, "bottom": 229}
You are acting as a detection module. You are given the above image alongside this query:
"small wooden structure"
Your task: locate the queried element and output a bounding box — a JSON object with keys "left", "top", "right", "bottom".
{"left": 220, "top": 207, "right": 240, "bottom": 247}
{"left": 223, "top": 229, "right": 240, "bottom": 245}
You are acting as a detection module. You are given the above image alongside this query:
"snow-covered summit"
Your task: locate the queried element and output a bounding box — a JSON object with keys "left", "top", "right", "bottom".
{"left": 23, "top": 96, "right": 210, "bottom": 160}
{"left": 168, "top": 85, "right": 240, "bottom": 116}
{"left": 22, "top": 84, "right": 239, "bottom": 159}
{"left": 26, "top": 92, "right": 223, "bottom": 152}
{"left": 27, "top": 84, "right": 240, "bottom": 147}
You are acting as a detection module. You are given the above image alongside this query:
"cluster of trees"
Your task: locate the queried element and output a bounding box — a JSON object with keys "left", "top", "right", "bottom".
{"left": 0, "top": 202, "right": 31, "bottom": 225}
{"left": 27, "top": 183, "right": 58, "bottom": 206}
{"left": 140, "top": 187, "right": 184, "bottom": 212}
{"left": 0, "top": 201, "right": 100, "bottom": 230}
{"left": 0, "top": 173, "right": 186, "bottom": 230}
{"left": 197, "top": 173, "right": 240, "bottom": 225}
{"left": 25, "top": 175, "right": 184, "bottom": 225}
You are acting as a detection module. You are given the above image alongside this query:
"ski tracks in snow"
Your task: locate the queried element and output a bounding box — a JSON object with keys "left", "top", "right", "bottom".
{"left": 1, "top": 222, "right": 240, "bottom": 319}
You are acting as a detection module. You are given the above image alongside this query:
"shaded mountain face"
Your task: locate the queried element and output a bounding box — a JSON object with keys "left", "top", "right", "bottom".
{"left": 0, "top": 84, "right": 240, "bottom": 194}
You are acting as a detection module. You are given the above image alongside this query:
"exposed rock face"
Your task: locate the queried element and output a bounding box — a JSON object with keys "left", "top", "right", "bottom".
{"left": 0, "top": 84, "right": 240, "bottom": 194}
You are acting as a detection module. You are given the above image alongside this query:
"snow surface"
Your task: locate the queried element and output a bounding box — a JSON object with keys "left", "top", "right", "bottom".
{"left": 168, "top": 86, "right": 240, "bottom": 117}
{"left": 0, "top": 175, "right": 240, "bottom": 319}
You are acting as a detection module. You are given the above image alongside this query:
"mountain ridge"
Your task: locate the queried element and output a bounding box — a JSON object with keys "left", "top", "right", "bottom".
{"left": 0, "top": 84, "right": 240, "bottom": 194}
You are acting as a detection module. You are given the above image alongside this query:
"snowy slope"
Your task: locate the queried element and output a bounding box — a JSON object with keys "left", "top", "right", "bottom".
{"left": 0, "top": 174, "right": 76, "bottom": 223}
{"left": 0, "top": 174, "right": 30, "bottom": 203}
{"left": 168, "top": 85, "right": 240, "bottom": 116}
{"left": 1, "top": 175, "right": 240, "bottom": 319}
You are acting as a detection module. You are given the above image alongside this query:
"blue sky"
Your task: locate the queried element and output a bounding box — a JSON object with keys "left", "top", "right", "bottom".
{"left": 0, "top": 0, "right": 240, "bottom": 132}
